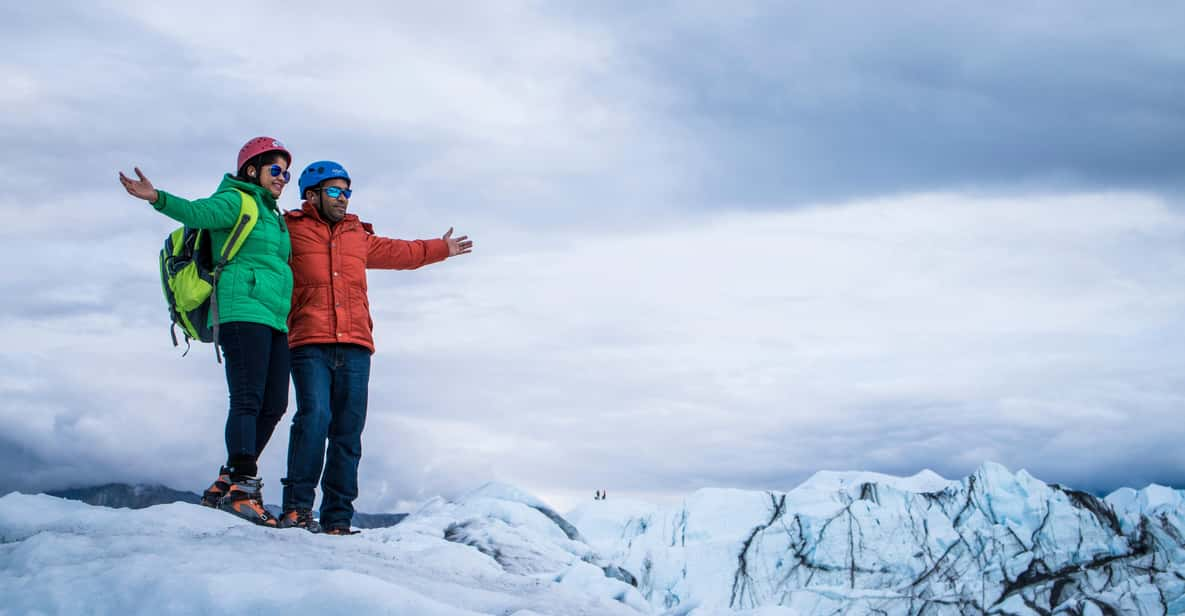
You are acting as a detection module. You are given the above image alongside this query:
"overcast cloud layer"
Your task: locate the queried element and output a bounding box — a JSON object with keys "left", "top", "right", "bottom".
{"left": 2, "top": 1, "right": 1184, "bottom": 512}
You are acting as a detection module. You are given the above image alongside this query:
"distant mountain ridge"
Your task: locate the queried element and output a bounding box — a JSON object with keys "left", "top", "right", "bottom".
{"left": 45, "top": 483, "right": 406, "bottom": 529}
{"left": 47, "top": 483, "right": 201, "bottom": 509}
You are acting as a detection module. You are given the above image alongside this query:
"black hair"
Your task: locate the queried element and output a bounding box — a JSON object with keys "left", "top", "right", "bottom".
{"left": 235, "top": 151, "right": 290, "bottom": 186}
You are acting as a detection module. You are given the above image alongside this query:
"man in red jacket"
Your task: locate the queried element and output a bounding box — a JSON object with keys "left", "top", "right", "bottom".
{"left": 278, "top": 160, "right": 472, "bottom": 534}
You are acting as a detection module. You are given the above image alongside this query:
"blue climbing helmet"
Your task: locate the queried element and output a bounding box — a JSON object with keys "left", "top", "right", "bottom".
{"left": 298, "top": 160, "right": 351, "bottom": 197}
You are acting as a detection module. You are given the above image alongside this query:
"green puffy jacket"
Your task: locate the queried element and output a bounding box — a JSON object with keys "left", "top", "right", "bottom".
{"left": 152, "top": 174, "right": 293, "bottom": 332}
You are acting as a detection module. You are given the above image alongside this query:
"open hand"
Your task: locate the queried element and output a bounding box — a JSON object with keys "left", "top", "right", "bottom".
{"left": 118, "top": 167, "right": 159, "bottom": 203}
{"left": 442, "top": 227, "right": 473, "bottom": 257}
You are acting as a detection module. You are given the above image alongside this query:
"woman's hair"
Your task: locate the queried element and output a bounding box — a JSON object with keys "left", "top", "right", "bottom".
{"left": 235, "top": 151, "right": 290, "bottom": 186}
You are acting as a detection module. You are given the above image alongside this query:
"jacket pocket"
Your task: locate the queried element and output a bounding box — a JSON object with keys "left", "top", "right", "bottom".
{"left": 248, "top": 267, "right": 290, "bottom": 320}
{"left": 288, "top": 286, "right": 329, "bottom": 338}
{"left": 346, "top": 287, "right": 374, "bottom": 339}
{"left": 290, "top": 285, "right": 313, "bottom": 315}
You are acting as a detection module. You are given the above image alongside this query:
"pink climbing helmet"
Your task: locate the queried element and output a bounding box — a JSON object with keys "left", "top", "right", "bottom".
{"left": 237, "top": 136, "right": 292, "bottom": 171}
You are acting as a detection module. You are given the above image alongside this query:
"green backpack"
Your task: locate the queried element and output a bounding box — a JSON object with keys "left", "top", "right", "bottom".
{"left": 158, "top": 189, "right": 259, "bottom": 362}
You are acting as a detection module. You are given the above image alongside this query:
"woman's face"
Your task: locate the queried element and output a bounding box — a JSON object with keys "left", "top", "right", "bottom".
{"left": 251, "top": 157, "right": 290, "bottom": 198}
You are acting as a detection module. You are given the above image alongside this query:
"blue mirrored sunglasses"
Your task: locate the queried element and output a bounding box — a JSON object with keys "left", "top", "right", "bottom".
{"left": 319, "top": 186, "right": 352, "bottom": 199}
{"left": 268, "top": 164, "right": 291, "bottom": 182}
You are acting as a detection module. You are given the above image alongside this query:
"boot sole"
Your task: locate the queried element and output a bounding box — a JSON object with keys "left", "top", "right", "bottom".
{"left": 218, "top": 502, "right": 277, "bottom": 527}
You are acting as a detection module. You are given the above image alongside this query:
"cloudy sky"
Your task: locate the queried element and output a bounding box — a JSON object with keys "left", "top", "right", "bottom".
{"left": 2, "top": 1, "right": 1185, "bottom": 513}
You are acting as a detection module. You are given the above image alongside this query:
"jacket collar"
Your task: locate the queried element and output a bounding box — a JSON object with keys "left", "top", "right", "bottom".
{"left": 219, "top": 173, "right": 278, "bottom": 211}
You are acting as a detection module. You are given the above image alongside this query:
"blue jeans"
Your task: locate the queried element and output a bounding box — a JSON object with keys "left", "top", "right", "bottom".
{"left": 281, "top": 343, "right": 371, "bottom": 528}
{"left": 218, "top": 321, "right": 290, "bottom": 478}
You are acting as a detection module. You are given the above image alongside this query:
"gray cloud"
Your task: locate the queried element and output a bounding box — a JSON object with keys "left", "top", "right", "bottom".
{"left": 340, "top": 193, "right": 1185, "bottom": 508}
{"left": 559, "top": 2, "right": 1185, "bottom": 207}
{"left": 2, "top": 2, "right": 1184, "bottom": 511}
{"left": 5, "top": 190, "right": 1185, "bottom": 510}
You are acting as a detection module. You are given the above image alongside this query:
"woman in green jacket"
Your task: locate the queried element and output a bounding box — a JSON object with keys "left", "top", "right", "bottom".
{"left": 119, "top": 137, "right": 294, "bottom": 527}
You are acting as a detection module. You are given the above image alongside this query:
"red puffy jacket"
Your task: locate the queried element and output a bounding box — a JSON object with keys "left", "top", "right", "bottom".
{"left": 285, "top": 201, "right": 450, "bottom": 353}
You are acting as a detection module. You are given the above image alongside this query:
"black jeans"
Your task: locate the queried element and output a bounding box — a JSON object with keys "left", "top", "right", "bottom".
{"left": 219, "top": 321, "right": 290, "bottom": 478}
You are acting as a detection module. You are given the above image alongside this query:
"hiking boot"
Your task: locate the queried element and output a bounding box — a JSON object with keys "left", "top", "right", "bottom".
{"left": 200, "top": 467, "right": 231, "bottom": 508}
{"left": 218, "top": 477, "right": 277, "bottom": 527}
{"left": 323, "top": 525, "right": 360, "bottom": 536}
{"left": 278, "top": 509, "right": 322, "bottom": 533}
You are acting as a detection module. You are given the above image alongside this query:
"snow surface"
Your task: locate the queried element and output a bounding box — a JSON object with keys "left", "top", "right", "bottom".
{"left": 5, "top": 466, "right": 1185, "bottom": 615}
{"left": 791, "top": 468, "right": 955, "bottom": 495}
{"left": 570, "top": 462, "right": 1185, "bottom": 615}
{"left": 0, "top": 482, "right": 646, "bottom": 616}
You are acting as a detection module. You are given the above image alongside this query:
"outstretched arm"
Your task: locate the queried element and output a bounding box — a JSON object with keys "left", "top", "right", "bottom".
{"left": 366, "top": 227, "right": 474, "bottom": 269}
{"left": 366, "top": 235, "right": 451, "bottom": 270}
{"left": 118, "top": 167, "right": 240, "bottom": 229}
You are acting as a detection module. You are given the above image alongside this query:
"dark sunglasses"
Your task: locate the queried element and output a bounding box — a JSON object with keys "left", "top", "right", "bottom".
{"left": 267, "top": 164, "right": 291, "bottom": 182}
{"left": 319, "top": 186, "right": 352, "bottom": 199}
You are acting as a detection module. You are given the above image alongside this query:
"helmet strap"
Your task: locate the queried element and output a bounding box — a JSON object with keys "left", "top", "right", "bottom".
{"left": 314, "top": 191, "right": 337, "bottom": 227}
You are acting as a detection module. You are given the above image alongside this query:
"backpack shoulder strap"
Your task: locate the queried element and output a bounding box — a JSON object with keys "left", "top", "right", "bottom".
{"left": 209, "top": 189, "right": 261, "bottom": 363}
{"left": 216, "top": 189, "right": 260, "bottom": 267}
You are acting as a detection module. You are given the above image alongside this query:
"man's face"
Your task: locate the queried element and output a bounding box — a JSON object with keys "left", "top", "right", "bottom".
{"left": 312, "top": 178, "right": 350, "bottom": 224}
